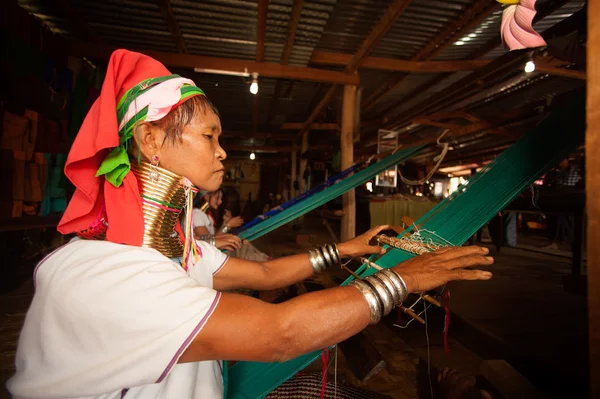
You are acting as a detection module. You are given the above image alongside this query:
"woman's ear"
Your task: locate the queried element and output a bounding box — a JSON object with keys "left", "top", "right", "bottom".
{"left": 133, "top": 122, "right": 165, "bottom": 160}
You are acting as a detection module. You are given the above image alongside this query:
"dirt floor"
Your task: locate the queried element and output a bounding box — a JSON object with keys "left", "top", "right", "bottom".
{"left": 0, "top": 220, "right": 589, "bottom": 399}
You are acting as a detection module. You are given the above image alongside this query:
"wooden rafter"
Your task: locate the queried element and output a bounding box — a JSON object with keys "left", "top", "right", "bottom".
{"left": 298, "top": 0, "right": 413, "bottom": 136}
{"left": 381, "top": 8, "right": 587, "bottom": 132}
{"left": 362, "top": 0, "right": 500, "bottom": 111}
{"left": 266, "top": 0, "right": 304, "bottom": 123}
{"left": 156, "top": 0, "right": 187, "bottom": 54}
{"left": 357, "top": 100, "right": 548, "bottom": 156}
{"left": 311, "top": 51, "right": 491, "bottom": 73}
{"left": 374, "top": 74, "right": 451, "bottom": 122}
{"left": 225, "top": 144, "right": 329, "bottom": 153}
{"left": 281, "top": 122, "right": 338, "bottom": 130}
{"left": 374, "top": 0, "right": 579, "bottom": 126}
{"left": 534, "top": 61, "right": 586, "bottom": 80}
{"left": 224, "top": 131, "right": 296, "bottom": 140}
{"left": 67, "top": 41, "right": 359, "bottom": 85}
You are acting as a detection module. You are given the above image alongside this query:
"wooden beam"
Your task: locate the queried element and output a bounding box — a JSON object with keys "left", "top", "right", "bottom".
{"left": 588, "top": 0, "right": 600, "bottom": 396}
{"left": 341, "top": 85, "right": 357, "bottom": 241}
{"left": 311, "top": 51, "right": 491, "bottom": 72}
{"left": 156, "top": 0, "right": 187, "bottom": 53}
{"left": 281, "top": 122, "right": 338, "bottom": 130}
{"left": 291, "top": 146, "right": 297, "bottom": 198}
{"left": 299, "top": 85, "right": 340, "bottom": 135}
{"left": 67, "top": 41, "right": 359, "bottom": 85}
{"left": 298, "top": 0, "right": 412, "bottom": 136}
{"left": 362, "top": 0, "right": 499, "bottom": 111}
{"left": 374, "top": 73, "right": 451, "bottom": 122}
{"left": 225, "top": 144, "right": 328, "bottom": 153}
{"left": 383, "top": 9, "right": 587, "bottom": 131}
{"left": 224, "top": 130, "right": 296, "bottom": 140}
{"left": 256, "top": 0, "right": 268, "bottom": 62}
{"left": 535, "top": 61, "right": 586, "bottom": 80}
{"left": 267, "top": 0, "right": 304, "bottom": 123}
{"left": 346, "top": 0, "right": 413, "bottom": 72}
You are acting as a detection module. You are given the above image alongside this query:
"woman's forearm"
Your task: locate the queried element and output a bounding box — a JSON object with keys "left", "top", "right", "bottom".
{"left": 180, "top": 285, "right": 371, "bottom": 363}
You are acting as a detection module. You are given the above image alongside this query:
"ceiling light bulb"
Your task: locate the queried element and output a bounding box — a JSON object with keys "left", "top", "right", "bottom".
{"left": 454, "top": 40, "right": 465, "bottom": 46}
{"left": 524, "top": 60, "right": 536, "bottom": 73}
{"left": 250, "top": 81, "right": 258, "bottom": 95}
{"left": 250, "top": 152, "right": 256, "bottom": 160}
{"left": 250, "top": 72, "right": 259, "bottom": 95}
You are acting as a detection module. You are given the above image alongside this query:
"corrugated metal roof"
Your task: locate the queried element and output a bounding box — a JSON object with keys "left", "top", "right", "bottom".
{"left": 371, "top": 0, "right": 475, "bottom": 60}
{"left": 14, "top": 0, "right": 586, "bottom": 154}
{"left": 314, "top": 0, "right": 390, "bottom": 54}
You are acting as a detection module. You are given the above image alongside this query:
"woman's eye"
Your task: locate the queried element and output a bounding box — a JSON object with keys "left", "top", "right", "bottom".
{"left": 204, "top": 135, "right": 214, "bottom": 140}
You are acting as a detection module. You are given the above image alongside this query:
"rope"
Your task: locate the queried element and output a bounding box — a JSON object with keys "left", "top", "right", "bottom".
{"left": 399, "top": 130, "right": 450, "bottom": 185}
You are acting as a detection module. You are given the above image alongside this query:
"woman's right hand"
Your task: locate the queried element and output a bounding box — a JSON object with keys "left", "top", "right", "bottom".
{"left": 215, "top": 234, "right": 242, "bottom": 252}
{"left": 393, "top": 246, "right": 494, "bottom": 293}
{"left": 227, "top": 216, "right": 244, "bottom": 229}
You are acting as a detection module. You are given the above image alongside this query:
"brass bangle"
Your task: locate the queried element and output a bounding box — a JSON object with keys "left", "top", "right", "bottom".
{"left": 349, "top": 280, "right": 382, "bottom": 324}
{"left": 221, "top": 225, "right": 231, "bottom": 234}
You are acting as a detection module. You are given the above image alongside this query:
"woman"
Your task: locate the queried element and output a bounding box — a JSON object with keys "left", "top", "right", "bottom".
{"left": 194, "top": 189, "right": 270, "bottom": 261}
{"left": 8, "top": 50, "right": 493, "bottom": 398}
{"left": 193, "top": 189, "right": 244, "bottom": 252}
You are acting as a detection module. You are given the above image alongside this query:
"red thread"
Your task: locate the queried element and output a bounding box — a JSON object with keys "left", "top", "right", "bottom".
{"left": 320, "top": 348, "right": 329, "bottom": 398}
{"left": 443, "top": 287, "right": 451, "bottom": 353}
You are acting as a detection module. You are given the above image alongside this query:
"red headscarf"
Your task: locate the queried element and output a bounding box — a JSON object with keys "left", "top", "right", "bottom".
{"left": 58, "top": 50, "right": 173, "bottom": 245}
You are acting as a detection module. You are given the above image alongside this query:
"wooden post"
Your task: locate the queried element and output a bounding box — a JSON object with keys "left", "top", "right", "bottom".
{"left": 291, "top": 146, "right": 297, "bottom": 199}
{"left": 341, "top": 85, "right": 357, "bottom": 241}
{"left": 299, "top": 132, "right": 308, "bottom": 194}
{"left": 588, "top": 2, "right": 600, "bottom": 397}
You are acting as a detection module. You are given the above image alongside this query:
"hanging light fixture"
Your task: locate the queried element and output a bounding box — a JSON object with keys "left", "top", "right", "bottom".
{"left": 250, "top": 152, "right": 256, "bottom": 160}
{"left": 250, "top": 72, "right": 259, "bottom": 95}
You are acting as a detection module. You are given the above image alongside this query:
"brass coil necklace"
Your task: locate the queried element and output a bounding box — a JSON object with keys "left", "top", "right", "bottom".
{"left": 131, "top": 161, "right": 186, "bottom": 258}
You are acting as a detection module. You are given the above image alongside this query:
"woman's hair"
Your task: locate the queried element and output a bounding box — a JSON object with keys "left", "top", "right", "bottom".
{"left": 151, "top": 95, "right": 220, "bottom": 146}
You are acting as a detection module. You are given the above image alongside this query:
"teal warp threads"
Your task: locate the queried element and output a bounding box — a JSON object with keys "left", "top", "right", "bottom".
{"left": 237, "top": 145, "right": 425, "bottom": 242}
{"left": 226, "top": 92, "right": 585, "bottom": 399}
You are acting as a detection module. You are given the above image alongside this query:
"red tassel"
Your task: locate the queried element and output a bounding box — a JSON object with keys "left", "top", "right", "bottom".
{"left": 320, "top": 348, "right": 329, "bottom": 398}
{"left": 443, "top": 287, "right": 451, "bottom": 353}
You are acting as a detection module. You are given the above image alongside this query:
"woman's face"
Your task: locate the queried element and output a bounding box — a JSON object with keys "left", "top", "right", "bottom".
{"left": 208, "top": 191, "right": 223, "bottom": 210}
{"left": 136, "top": 109, "right": 227, "bottom": 192}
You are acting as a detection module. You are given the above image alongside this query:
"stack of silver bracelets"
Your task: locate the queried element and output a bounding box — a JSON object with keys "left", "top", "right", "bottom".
{"left": 308, "top": 243, "right": 408, "bottom": 324}
{"left": 349, "top": 269, "right": 408, "bottom": 324}
{"left": 198, "top": 234, "right": 216, "bottom": 246}
{"left": 308, "top": 244, "right": 341, "bottom": 274}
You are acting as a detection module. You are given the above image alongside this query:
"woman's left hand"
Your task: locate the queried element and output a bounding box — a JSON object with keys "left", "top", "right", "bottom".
{"left": 336, "top": 225, "right": 390, "bottom": 258}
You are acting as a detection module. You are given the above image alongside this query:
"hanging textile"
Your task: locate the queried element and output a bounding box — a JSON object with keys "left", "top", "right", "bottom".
{"left": 226, "top": 93, "right": 585, "bottom": 399}
{"left": 237, "top": 146, "right": 426, "bottom": 242}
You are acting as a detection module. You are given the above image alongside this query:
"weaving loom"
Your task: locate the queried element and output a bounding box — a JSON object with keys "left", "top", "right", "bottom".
{"left": 226, "top": 93, "right": 585, "bottom": 399}
{"left": 237, "top": 146, "right": 425, "bottom": 242}
{"left": 235, "top": 162, "right": 364, "bottom": 233}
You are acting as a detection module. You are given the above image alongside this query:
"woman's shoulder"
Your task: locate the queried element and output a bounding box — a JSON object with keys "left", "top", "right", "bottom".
{"left": 34, "top": 238, "right": 181, "bottom": 291}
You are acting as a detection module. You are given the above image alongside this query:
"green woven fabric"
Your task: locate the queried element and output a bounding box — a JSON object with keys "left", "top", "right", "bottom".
{"left": 238, "top": 146, "right": 425, "bottom": 242}
{"left": 227, "top": 93, "right": 585, "bottom": 399}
